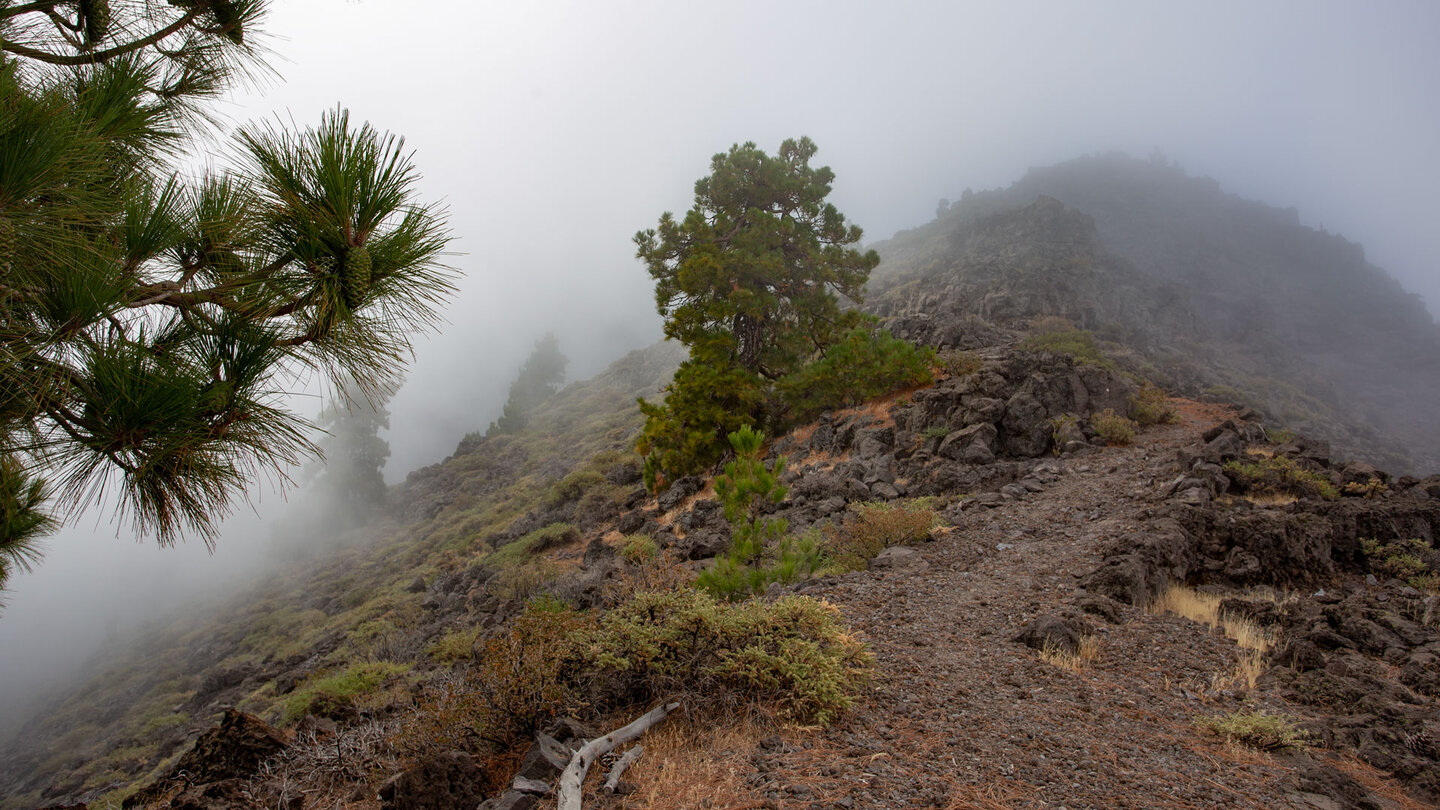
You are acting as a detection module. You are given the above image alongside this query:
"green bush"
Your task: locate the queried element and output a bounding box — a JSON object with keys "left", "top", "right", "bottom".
{"left": 580, "top": 589, "right": 872, "bottom": 725}
{"left": 427, "top": 626, "right": 484, "bottom": 665}
{"left": 1091, "top": 408, "right": 1136, "bottom": 446}
{"left": 1129, "top": 384, "right": 1178, "bottom": 426}
{"left": 488, "top": 522, "right": 577, "bottom": 567}
{"left": 1196, "top": 709, "right": 1309, "bottom": 751}
{"left": 282, "top": 661, "right": 410, "bottom": 724}
{"left": 620, "top": 534, "right": 659, "bottom": 565}
{"left": 1223, "top": 455, "right": 1338, "bottom": 500}
{"left": 824, "top": 499, "right": 937, "bottom": 571}
{"left": 922, "top": 425, "right": 951, "bottom": 440}
{"left": 938, "top": 349, "right": 983, "bottom": 378}
{"left": 776, "top": 326, "right": 934, "bottom": 425}
{"left": 489, "top": 558, "right": 561, "bottom": 601}
{"left": 1360, "top": 538, "right": 1437, "bottom": 590}
{"left": 542, "top": 468, "right": 606, "bottom": 509}
{"left": 1019, "top": 328, "right": 1116, "bottom": 370}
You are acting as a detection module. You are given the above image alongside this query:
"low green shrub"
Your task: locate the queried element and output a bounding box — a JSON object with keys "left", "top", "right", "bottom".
{"left": 938, "top": 349, "right": 983, "bottom": 378}
{"left": 489, "top": 558, "right": 561, "bottom": 601}
{"left": 399, "top": 590, "right": 871, "bottom": 754}
{"left": 1223, "top": 455, "right": 1338, "bottom": 500}
{"left": 619, "top": 533, "right": 658, "bottom": 565}
{"left": 922, "top": 425, "right": 951, "bottom": 440}
{"left": 1265, "top": 427, "right": 1296, "bottom": 445}
{"left": 488, "top": 522, "right": 577, "bottom": 567}
{"left": 824, "top": 499, "right": 937, "bottom": 571}
{"left": 581, "top": 589, "right": 872, "bottom": 725}
{"left": 1019, "top": 328, "right": 1116, "bottom": 370}
{"left": 427, "top": 626, "right": 484, "bottom": 665}
{"left": 776, "top": 326, "right": 934, "bottom": 425}
{"left": 1360, "top": 538, "right": 1438, "bottom": 591}
{"left": 1129, "top": 384, "right": 1178, "bottom": 426}
{"left": 1196, "top": 709, "right": 1309, "bottom": 751}
{"left": 282, "top": 661, "right": 410, "bottom": 724}
{"left": 542, "top": 469, "right": 606, "bottom": 509}
{"left": 1091, "top": 408, "right": 1136, "bottom": 446}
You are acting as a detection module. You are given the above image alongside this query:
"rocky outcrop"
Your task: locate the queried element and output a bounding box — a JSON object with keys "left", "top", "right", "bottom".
{"left": 1068, "top": 422, "right": 1440, "bottom": 801}
{"left": 868, "top": 154, "right": 1440, "bottom": 474}
{"left": 121, "top": 709, "right": 288, "bottom": 809}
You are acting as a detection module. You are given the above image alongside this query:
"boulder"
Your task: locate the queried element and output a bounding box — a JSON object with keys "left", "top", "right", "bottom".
{"left": 938, "top": 423, "right": 998, "bottom": 463}
{"left": 378, "top": 751, "right": 487, "bottom": 810}
{"left": 999, "top": 390, "right": 1050, "bottom": 457}
{"left": 854, "top": 427, "right": 895, "bottom": 459}
{"left": 871, "top": 546, "right": 922, "bottom": 569}
{"left": 1012, "top": 615, "right": 1087, "bottom": 655}
{"left": 657, "top": 475, "right": 704, "bottom": 512}
{"left": 122, "top": 709, "right": 289, "bottom": 809}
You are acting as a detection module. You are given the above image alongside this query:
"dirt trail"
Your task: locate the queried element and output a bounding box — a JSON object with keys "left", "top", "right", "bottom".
{"left": 735, "top": 404, "right": 1419, "bottom": 810}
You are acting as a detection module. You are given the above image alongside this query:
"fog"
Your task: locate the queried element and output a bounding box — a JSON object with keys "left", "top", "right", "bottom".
{"left": 3, "top": 0, "right": 1439, "bottom": 734}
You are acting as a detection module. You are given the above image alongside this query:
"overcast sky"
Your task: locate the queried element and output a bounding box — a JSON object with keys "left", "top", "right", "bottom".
{"left": 3, "top": 0, "right": 1439, "bottom": 732}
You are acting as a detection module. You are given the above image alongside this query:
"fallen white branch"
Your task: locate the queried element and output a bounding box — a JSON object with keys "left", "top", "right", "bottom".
{"left": 602, "top": 744, "right": 644, "bottom": 794}
{"left": 557, "top": 701, "right": 680, "bottom": 810}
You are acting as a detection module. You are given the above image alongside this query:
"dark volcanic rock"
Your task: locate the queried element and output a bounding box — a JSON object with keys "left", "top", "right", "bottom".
{"left": 378, "top": 751, "right": 487, "bottom": 810}
{"left": 1012, "top": 614, "right": 1088, "bottom": 655}
{"left": 122, "top": 709, "right": 288, "bottom": 809}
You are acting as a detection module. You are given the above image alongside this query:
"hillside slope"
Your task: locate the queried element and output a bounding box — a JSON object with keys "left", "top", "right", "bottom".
{"left": 868, "top": 154, "right": 1440, "bottom": 473}
{"left": 4, "top": 158, "right": 1439, "bottom": 810}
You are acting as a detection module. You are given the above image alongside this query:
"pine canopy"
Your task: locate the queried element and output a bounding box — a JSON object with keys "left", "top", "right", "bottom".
{"left": 0, "top": 1, "right": 455, "bottom": 591}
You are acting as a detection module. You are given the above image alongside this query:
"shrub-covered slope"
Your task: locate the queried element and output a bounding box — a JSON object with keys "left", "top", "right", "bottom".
{"left": 0, "top": 342, "right": 685, "bottom": 809}
{"left": 6, "top": 156, "right": 1440, "bottom": 810}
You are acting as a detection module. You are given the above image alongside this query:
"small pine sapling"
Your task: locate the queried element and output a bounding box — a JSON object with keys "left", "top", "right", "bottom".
{"left": 698, "top": 426, "right": 791, "bottom": 599}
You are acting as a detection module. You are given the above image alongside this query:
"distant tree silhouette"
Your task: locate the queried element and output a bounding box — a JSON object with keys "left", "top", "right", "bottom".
{"left": 313, "top": 376, "right": 394, "bottom": 518}
{"left": 488, "top": 334, "right": 567, "bottom": 436}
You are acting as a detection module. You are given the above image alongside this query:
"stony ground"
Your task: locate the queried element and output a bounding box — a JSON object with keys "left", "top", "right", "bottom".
{"left": 599, "top": 403, "right": 1427, "bottom": 810}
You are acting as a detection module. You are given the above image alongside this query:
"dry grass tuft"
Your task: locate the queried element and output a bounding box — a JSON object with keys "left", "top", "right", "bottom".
{"left": 1328, "top": 754, "right": 1436, "bottom": 810}
{"left": 1039, "top": 635, "right": 1101, "bottom": 673}
{"left": 616, "top": 718, "right": 766, "bottom": 809}
{"left": 1241, "top": 492, "right": 1298, "bottom": 506}
{"left": 1150, "top": 584, "right": 1279, "bottom": 690}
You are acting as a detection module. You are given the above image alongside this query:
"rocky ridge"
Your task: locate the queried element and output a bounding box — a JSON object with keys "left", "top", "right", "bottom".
{"left": 65, "top": 347, "right": 1440, "bottom": 810}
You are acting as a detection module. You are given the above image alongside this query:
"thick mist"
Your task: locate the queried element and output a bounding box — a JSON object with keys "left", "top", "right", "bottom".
{"left": 4, "top": 0, "right": 1439, "bottom": 736}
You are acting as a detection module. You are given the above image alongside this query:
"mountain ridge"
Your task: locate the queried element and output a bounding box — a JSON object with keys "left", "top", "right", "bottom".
{"left": 3, "top": 156, "right": 1439, "bottom": 810}
{"left": 869, "top": 154, "right": 1440, "bottom": 473}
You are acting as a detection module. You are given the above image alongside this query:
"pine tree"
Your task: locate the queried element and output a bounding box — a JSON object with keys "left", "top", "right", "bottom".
{"left": 0, "top": 2, "right": 454, "bottom": 592}
{"left": 634, "top": 138, "right": 880, "bottom": 484}
{"left": 312, "top": 375, "right": 393, "bottom": 520}
{"left": 488, "top": 333, "right": 567, "bottom": 436}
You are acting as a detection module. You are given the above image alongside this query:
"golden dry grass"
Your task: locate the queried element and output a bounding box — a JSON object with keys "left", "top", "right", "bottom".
{"left": 614, "top": 718, "right": 766, "bottom": 809}
{"left": 1328, "top": 754, "right": 1437, "bottom": 810}
{"left": 1150, "top": 584, "right": 1279, "bottom": 690}
{"left": 1242, "top": 492, "right": 1298, "bottom": 507}
{"left": 1039, "top": 634, "right": 1101, "bottom": 673}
